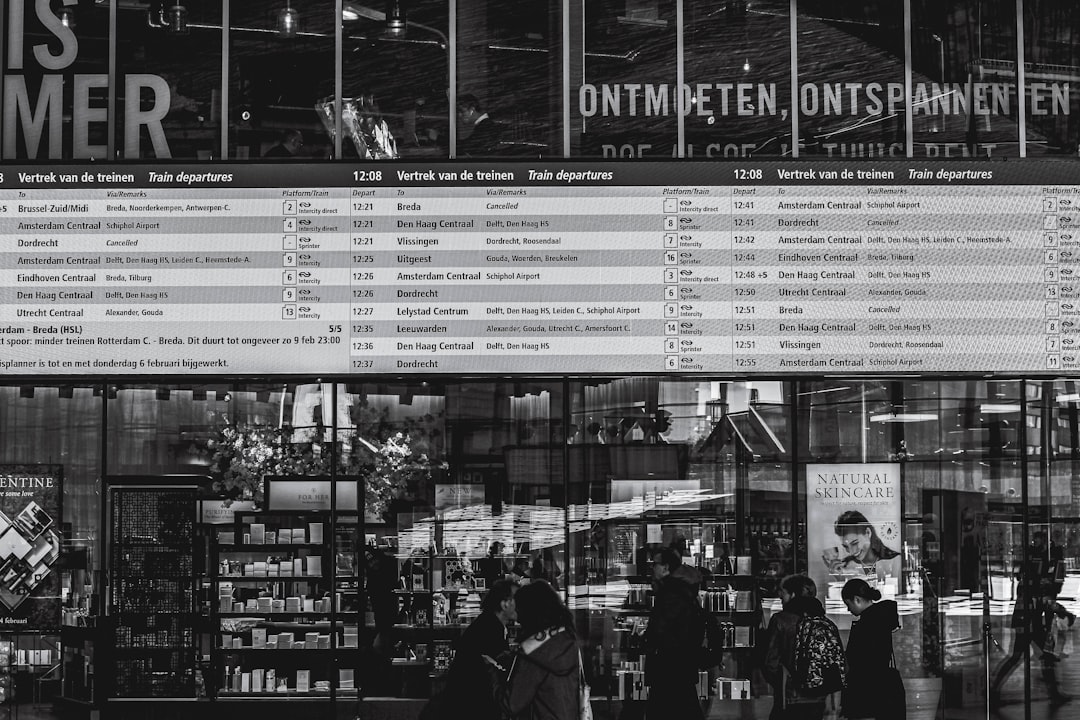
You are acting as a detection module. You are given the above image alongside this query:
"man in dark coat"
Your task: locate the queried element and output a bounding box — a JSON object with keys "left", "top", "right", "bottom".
{"left": 440, "top": 580, "right": 518, "bottom": 719}
{"left": 263, "top": 129, "right": 303, "bottom": 157}
{"left": 457, "top": 94, "right": 503, "bottom": 157}
{"left": 644, "top": 547, "right": 704, "bottom": 720}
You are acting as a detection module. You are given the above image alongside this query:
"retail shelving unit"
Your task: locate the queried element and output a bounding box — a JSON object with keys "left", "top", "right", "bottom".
{"left": 209, "top": 510, "right": 359, "bottom": 702}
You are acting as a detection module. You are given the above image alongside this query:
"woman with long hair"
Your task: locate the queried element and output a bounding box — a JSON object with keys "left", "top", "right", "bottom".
{"left": 493, "top": 580, "right": 581, "bottom": 720}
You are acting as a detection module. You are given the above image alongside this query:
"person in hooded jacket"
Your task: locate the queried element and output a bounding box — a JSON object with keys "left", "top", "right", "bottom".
{"left": 840, "top": 579, "right": 903, "bottom": 720}
{"left": 645, "top": 547, "right": 705, "bottom": 720}
{"left": 501, "top": 580, "right": 582, "bottom": 720}
{"left": 764, "top": 574, "right": 829, "bottom": 720}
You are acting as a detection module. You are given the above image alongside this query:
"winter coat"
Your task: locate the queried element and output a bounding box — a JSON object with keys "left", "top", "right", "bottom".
{"left": 842, "top": 600, "right": 900, "bottom": 718}
{"left": 507, "top": 627, "right": 580, "bottom": 720}
{"left": 443, "top": 611, "right": 511, "bottom": 720}
{"left": 645, "top": 573, "right": 701, "bottom": 688}
{"left": 763, "top": 596, "right": 827, "bottom": 689}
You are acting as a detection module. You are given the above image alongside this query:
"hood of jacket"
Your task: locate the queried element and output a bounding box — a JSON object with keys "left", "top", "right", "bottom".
{"left": 655, "top": 573, "right": 698, "bottom": 602}
{"left": 784, "top": 595, "right": 825, "bottom": 618}
{"left": 860, "top": 598, "right": 899, "bottom": 628}
{"left": 518, "top": 627, "right": 579, "bottom": 677}
{"left": 670, "top": 563, "right": 703, "bottom": 590}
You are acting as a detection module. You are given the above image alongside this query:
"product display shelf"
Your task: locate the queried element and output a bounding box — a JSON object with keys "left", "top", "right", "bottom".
{"left": 701, "top": 574, "right": 760, "bottom": 649}
{"left": 210, "top": 510, "right": 354, "bottom": 701}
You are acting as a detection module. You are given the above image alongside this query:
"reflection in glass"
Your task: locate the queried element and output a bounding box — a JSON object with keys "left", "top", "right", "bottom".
{"left": 1022, "top": 2, "right": 1080, "bottom": 156}
{"left": 317, "top": 95, "right": 400, "bottom": 158}
{"left": 342, "top": 2, "right": 449, "bottom": 158}
{"left": 115, "top": 1, "right": 222, "bottom": 159}
{"left": 911, "top": 3, "right": 1021, "bottom": 158}
{"left": 796, "top": 2, "right": 906, "bottom": 158}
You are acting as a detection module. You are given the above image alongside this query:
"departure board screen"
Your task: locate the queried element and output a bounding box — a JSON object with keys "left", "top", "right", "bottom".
{"left": 0, "top": 161, "right": 1071, "bottom": 375}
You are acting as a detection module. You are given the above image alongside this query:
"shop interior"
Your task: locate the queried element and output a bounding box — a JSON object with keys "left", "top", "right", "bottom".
{"left": 0, "top": 378, "right": 1073, "bottom": 719}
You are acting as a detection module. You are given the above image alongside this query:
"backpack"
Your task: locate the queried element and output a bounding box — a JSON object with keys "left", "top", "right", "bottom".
{"left": 792, "top": 614, "right": 846, "bottom": 697}
{"left": 696, "top": 604, "right": 725, "bottom": 670}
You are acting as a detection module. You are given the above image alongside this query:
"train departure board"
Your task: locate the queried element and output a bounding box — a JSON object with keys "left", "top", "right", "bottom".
{"left": 0, "top": 160, "right": 1074, "bottom": 375}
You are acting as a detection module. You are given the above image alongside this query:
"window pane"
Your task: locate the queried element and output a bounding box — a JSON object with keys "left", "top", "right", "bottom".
{"left": 578, "top": 0, "right": 680, "bottom": 159}
{"left": 231, "top": 0, "right": 335, "bottom": 160}
{"left": 116, "top": 1, "right": 222, "bottom": 160}
{"left": 1, "top": 2, "right": 110, "bottom": 160}
{"left": 796, "top": 1, "right": 907, "bottom": 158}
{"left": 1022, "top": 2, "right": 1080, "bottom": 156}
{"left": 337, "top": 1, "right": 449, "bottom": 159}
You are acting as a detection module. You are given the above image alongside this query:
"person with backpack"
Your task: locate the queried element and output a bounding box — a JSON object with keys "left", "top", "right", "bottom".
{"left": 840, "top": 579, "right": 903, "bottom": 720}
{"left": 763, "top": 574, "right": 835, "bottom": 720}
{"left": 645, "top": 547, "right": 705, "bottom": 720}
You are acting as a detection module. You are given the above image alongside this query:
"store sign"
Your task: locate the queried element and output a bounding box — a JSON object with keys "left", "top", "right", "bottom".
{"left": 3, "top": 0, "right": 172, "bottom": 159}
{"left": 0, "top": 464, "right": 62, "bottom": 630}
{"left": 199, "top": 499, "right": 256, "bottom": 525}
{"left": 580, "top": 81, "right": 1069, "bottom": 119}
{"left": 583, "top": 79, "right": 1070, "bottom": 159}
{"left": 434, "top": 484, "right": 484, "bottom": 513}
{"left": 806, "top": 463, "right": 902, "bottom": 605}
{"left": 264, "top": 477, "right": 359, "bottom": 512}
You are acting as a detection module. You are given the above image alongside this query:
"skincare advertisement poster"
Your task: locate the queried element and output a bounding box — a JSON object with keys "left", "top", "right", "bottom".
{"left": 0, "top": 465, "right": 62, "bottom": 630}
{"left": 806, "top": 463, "right": 901, "bottom": 604}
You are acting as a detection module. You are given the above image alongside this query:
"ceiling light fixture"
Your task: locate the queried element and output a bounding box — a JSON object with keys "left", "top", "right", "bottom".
{"left": 980, "top": 403, "right": 1021, "bottom": 414}
{"left": 869, "top": 412, "right": 938, "bottom": 423}
{"left": 385, "top": 1, "right": 407, "bottom": 36}
{"left": 278, "top": 1, "right": 299, "bottom": 38}
{"left": 342, "top": 3, "right": 446, "bottom": 49}
{"left": 57, "top": 5, "right": 76, "bottom": 29}
{"left": 167, "top": 4, "right": 188, "bottom": 34}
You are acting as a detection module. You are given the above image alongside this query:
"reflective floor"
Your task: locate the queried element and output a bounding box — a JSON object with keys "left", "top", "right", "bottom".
{"left": 0, "top": 705, "right": 60, "bottom": 720}
{"left": 8, "top": 655, "right": 1080, "bottom": 720}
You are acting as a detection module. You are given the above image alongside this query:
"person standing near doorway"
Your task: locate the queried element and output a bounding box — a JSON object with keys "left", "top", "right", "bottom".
{"left": 840, "top": 579, "right": 904, "bottom": 720}
{"left": 644, "top": 547, "right": 705, "bottom": 720}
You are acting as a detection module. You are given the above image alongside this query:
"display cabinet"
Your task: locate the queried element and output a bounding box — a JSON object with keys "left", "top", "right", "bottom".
{"left": 210, "top": 510, "right": 356, "bottom": 701}
{"left": 590, "top": 515, "right": 764, "bottom": 702}
{"left": 379, "top": 546, "right": 487, "bottom": 698}
{"left": 358, "top": 512, "right": 526, "bottom": 699}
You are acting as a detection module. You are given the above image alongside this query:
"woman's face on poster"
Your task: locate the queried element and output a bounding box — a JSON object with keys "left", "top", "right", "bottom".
{"left": 840, "top": 527, "right": 873, "bottom": 562}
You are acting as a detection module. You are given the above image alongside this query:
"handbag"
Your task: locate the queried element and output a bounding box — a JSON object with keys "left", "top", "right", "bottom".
{"left": 1044, "top": 614, "right": 1073, "bottom": 659}
{"left": 879, "top": 652, "right": 906, "bottom": 720}
{"left": 578, "top": 650, "right": 594, "bottom": 720}
{"left": 781, "top": 666, "right": 826, "bottom": 708}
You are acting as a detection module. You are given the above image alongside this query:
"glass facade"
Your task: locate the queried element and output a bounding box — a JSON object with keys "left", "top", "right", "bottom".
{"left": 4, "top": 1, "right": 1077, "bottom": 160}
{"left": 9, "top": 377, "right": 1080, "bottom": 718}
{"left": 2, "top": 1, "right": 1080, "bottom": 719}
